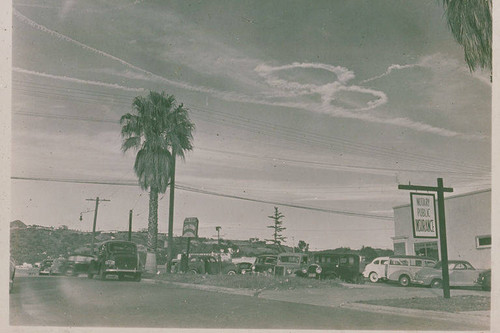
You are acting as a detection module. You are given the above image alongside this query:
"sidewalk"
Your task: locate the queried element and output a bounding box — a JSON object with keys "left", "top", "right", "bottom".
{"left": 143, "top": 278, "right": 490, "bottom": 328}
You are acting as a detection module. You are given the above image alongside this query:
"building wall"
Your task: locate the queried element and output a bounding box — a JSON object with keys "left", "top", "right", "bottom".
{"left": 393, "top": 189, "right": 491, "bottom": 269}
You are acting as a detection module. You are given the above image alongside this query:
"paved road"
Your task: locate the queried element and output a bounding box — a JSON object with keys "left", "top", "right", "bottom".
{"left": 9, "top": 276, "right": 487, "bottom": 330}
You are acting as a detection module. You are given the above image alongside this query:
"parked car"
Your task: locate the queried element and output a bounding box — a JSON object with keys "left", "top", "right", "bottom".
{"left": 9, "top": 259, "right": 15, "bottom": 293}
{"left": 413, "top": 260, "right": 483, "bottom": 288}
{"left": 362, "top": 256, "right": 389, "bottom": 283}
{"left": 88, "top": 240, "right": 142, "bottom": 281}
{"left": 385, "top": 256, "right": 437, "bottom": 287}
{"left": 476, "top": 269, "right": 491, "bottom": 291}
{"left": 363, "top": 255, "right": 436, "bottom": 286}
{"left": 50, "top": 257, "right": 68, "bottom": 275}
{"left": 39, "top": 259, "right": 54, "bottom": 275}
{"left": 301, "top": 253, "right": 364, "bottom": 283}
{"left": 236, "top": 262, "right": 253, "bottom": 275}
{"left": 274, "top": 253, "right": 310, "bottom": 277}
{"left": 184, "top": 255, "right": 238, "bottom": 275}
{"left": 65, "top": 254, "right": 95, "bottom": 276}
{"left": 252, "top": 255, "right": 278, "bottom": 275}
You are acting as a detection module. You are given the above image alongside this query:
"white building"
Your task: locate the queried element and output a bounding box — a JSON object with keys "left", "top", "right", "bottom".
{"left": 392, "top": 189, "right": 491, "bottom": 269}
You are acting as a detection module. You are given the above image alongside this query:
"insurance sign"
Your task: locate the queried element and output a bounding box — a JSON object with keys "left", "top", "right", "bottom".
{"left": 182, "top": 217, "right": 199, "bottom": 238}
{"left": 410, "top": 193, "right": 438, "bottom": 238}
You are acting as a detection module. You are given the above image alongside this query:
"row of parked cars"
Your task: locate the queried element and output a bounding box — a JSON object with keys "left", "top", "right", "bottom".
{"left": 362, "top": 255, "right": 491, "bottom": 290}
{"left": 173, "top": 252, "right": 365, "bottom": 284}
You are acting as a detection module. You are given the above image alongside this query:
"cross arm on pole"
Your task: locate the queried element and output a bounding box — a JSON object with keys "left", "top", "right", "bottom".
{"left": 398, "top": 184, "right": 453, "bottom": 192}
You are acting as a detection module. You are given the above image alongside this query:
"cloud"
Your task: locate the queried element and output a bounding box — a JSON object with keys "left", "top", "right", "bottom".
{"left": 15, "top": 9, "right": 485, "bottom": 140}
{"left": 13, "top": 67, "right": 145, "bottom": 92}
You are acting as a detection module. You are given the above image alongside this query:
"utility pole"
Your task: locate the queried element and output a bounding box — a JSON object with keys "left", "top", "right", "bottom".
{"left": 86, "top": 197, "right": 110, "bottom": 255}
{"left": 216, "top": 226, "right": 221, "bottom": 245}
{"left": 128, "top": 209, "right": 133, "bottom": 241}
{"left": 398, "top": 178, "right": 453, "bottom": 298}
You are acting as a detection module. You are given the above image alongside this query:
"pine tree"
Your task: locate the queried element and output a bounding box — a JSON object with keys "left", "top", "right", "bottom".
{"left": 266, "top": 207, "right": 287, "bottom": 246}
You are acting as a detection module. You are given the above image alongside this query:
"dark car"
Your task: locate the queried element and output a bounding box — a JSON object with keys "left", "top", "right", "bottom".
{"left": 9, "top": 259, "right": 15, "bottom": 293}
{"left": 274, "top": 253, "right": 310, "bottom": 277}
{"left": 476, "top": 269, "right": 491, "bottom": 291}
{"left": 88, "top": 240, "right": 142, "bottom": 281}
{"left": 65, "top": 254, "right": 95, "bottom": 276}
{"left": 184, "top": 255, "right": 238, "bottom": 275}
{"left": 236, "top": 262, "right": 253, "bottom": 275}
{"left": 252, "top": 255, "right": 277, "bottom": 275}
{"left": 302, "top": 253, "right": 364, "bottom": 283}
{"left": 39, "top": 259, "right": 54, "bottom": 275}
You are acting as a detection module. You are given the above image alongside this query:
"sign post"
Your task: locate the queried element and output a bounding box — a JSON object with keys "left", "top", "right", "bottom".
{"left": 182, "top": 218, "right": 199, "bottom": 272}
{"left": 398, "top": 178, "right": 453, "bottom": 298}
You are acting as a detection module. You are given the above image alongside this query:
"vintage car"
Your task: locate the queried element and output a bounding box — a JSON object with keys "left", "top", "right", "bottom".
{"left": 412, "top": 260, "right": 483, "bottom": 288}
{"left": 236, "top": 262, "right": 253, "bottom": 274}
{"left": 183, "top": 255, "right": 238, "bottom": 275}
{"left": 476, "top": 269, "right": 491, "bottom": 291}
{"left": 88, "top": 240, "right": 142, "bottom": 281}
{"left": 363, "top": 255, "right": 436, "bottom": 286}
{"left": 274, "top": 253, "right": 310, "bottom": 277}
{"left": 9, "top": 259, "right": 15, "bottom": 293}
{"left": 39, "top": 259, "right": 54, "bottom": 275}
{"left": 65, "top": 254, "right": 95, "bottom": 276}
{"left": 302, "top": 253, "right": 364, "bottom": 283}
{"left": 384, "top": 256, "right": 436, "bottom": 286}
{"left": 252, "top": 255, "right": 278, "bottom": 275}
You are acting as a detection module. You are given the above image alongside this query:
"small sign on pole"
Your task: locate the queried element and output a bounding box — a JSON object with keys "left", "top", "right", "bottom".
{"left": 182, "top": 217, "right": 199, "bottom": 238}
{"left": 410, "top": 193, "right": 438, "bottom": 238}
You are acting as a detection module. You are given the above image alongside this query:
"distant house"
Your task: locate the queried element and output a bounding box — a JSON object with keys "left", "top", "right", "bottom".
{"left": 10, "top": 220, "right": 27, "bottom": 229}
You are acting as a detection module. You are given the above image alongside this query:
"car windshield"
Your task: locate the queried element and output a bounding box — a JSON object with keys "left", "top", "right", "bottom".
{"left": 279, "top": 256, "right": 300, "bottom": 263}
{"left": 109, "top": 242, "right": 136, "bottom": 254}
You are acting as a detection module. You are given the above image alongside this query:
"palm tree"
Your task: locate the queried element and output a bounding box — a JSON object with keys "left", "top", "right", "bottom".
{"left": 164, "top": 102, "right": 195, "bottom": 272}
{"left": 441, "top": 0, "right": 492, "bottom": 73}
{"left": 120, "top": 91, "right": 194, "bottom": 273}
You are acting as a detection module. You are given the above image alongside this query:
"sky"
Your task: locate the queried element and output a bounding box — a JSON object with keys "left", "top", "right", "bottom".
{"left": 9, "top": 0, "right": 492, "bottom": 250}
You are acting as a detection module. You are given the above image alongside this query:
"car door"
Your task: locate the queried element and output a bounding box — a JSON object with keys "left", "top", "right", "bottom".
{"left": 448, "top": 263, "right": 474, "bottom": 286}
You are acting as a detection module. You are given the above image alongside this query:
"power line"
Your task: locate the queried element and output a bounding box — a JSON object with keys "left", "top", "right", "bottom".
{"left": 12, "top": 79, "right": 490, "bottom": 174}
{"left": 11, "top": 176, "right": 394, "bottom": 221}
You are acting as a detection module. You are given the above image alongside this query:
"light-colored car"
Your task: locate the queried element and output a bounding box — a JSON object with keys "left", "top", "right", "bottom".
{"left": 385, "top": 256, "right": 437, "bottom": 287}
{"left": 413, "top": 260, "right": 483, "bottom": 288}
{"left": 362, "top": 256, "right": 389, "bottom": 283}
{"left": 363, "top": 256, "right": 436, "bottom": 286}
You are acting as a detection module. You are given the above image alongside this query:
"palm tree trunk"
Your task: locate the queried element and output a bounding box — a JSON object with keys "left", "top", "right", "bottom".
{"left": 166, "top": 148, "right": 176, "bottom": 273}
{"left": 144, "top": 187, "right": 158, "bottom": 273}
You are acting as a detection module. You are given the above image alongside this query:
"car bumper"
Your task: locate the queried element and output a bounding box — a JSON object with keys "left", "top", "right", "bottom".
{"left": 412, "top": 279, "right": 430, "bottom": 285}
{"left": 104, "top": 268, "right": 140, "bottom": 273}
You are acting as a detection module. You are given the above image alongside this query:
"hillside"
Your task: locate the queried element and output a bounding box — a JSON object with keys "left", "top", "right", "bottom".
{"left": 10, "top": 222, "right": 392, "bottom": 265}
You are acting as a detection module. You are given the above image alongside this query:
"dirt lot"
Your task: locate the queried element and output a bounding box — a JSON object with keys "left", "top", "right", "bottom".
{"left": 359, "top": 295, "right": 490, "bottom": 312}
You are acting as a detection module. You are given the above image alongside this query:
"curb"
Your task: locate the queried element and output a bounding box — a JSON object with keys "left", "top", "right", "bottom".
{"left": 142, "top": 278, "right": 256, "bottom": 297}
{"left": 340, "top": 302, "right": 490, "bottom": 327}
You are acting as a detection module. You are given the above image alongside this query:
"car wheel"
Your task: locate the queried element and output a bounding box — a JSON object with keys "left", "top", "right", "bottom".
{"left": 430, "top": 279, "right": 442, "bottom": 289}
{"left": 369, "top": 272, "right": 379, "bottom": 283}
{"left": 399, "top": 274, "right": 410, "bottom": 287}
{"left": 134, "top": 273, "right": 141, "bottom": 282}
{"left": 87, "top": 272, "right": 94, "bottom": 279}
{"left": 226, "top": 270, "right": 236, "bottom": 275}
{"left": 118, "top": 273, "right": 124, "bottom": 281}
{"left": 188, "top": 269, "right": 198, "bottom": 274}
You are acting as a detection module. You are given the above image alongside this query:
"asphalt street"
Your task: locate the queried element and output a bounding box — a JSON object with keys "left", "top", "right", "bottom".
{"left": 9, "top": 276, "right": 487, "bottom": 330}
